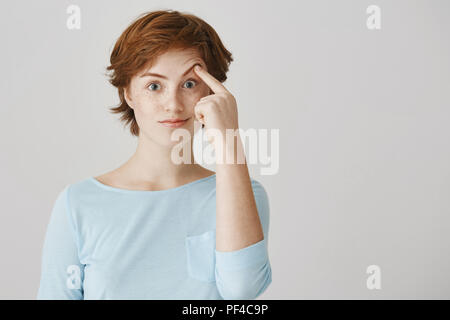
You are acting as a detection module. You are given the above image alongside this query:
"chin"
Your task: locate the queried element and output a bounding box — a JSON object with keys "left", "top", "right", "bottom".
{"left": 140, "top": 126, "right": 195, "bottom": 147}
{"left": 163, "top": 129, "right": 195, "bottom": 147}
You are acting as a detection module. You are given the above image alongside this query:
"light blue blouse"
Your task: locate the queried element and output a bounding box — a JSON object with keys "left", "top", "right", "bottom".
{"left": 37, "top": 174, "right": 272, "bottom": 299}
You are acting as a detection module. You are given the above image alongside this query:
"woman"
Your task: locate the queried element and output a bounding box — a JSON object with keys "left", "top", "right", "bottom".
{"left": 37, "top": 9, "right": 272, "bottom": 300}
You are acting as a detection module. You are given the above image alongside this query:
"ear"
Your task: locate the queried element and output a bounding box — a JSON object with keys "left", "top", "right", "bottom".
{"left": 124, "top": 87, "right": 134, "bottom": 109}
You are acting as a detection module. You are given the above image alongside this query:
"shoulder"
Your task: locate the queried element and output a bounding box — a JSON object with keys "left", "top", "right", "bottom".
{"left": 52, "top": 177, "right": 92, "bottom": 207}
{"left": 249, "top": 177, "right": 270, "bottom": 228}
{"left": 250, "top": 177, "right": 266, "bottom": 190}
{"left": 250, "top": 178, "right": 269, "bottom": 204}
{"left": 59, "top": 177, "right": 103, "bottom": 214}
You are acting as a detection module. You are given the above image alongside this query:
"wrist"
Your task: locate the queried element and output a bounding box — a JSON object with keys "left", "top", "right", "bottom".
{"left": 215, "top": 132, "right": 246, "bottom": 165}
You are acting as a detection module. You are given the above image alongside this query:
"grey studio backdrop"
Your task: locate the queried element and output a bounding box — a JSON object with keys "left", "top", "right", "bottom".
{"left": 0, "top": 0, "right": 449, "bottom": 299}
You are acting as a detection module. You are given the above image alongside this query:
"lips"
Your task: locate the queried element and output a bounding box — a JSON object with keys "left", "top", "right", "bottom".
{"left": 158, "top": 118, "right": 189, "bottom": 123}
{"left": 158, "top": 117, "right": 190, "bottom": 128}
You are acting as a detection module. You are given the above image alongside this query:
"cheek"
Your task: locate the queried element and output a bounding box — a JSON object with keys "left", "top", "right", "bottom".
{"left": 193, "top": 85, "right": 210, "bottom": 101}
{"left": 132, "top": 104, "right": 158, "bottom": 128}
{"left": 179, "top": 90, "right": 201, "bottom": 106}
{"left": 198, "top": 83, "right": 211, "bottom": 96}
{"left": 138, "top": 104, "right": 157, "bottom": 115}
{"left": 133, "top": 93, "right": 158, "bottom": 113}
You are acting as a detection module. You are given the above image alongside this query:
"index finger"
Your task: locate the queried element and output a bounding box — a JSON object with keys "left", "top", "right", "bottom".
{"left": 194, "top": 65, "right": 229, "bottom": 94}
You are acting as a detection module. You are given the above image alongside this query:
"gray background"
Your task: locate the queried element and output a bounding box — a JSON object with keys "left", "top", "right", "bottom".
{"left": 1, "top": 0, "right": 449, "bottom": 299}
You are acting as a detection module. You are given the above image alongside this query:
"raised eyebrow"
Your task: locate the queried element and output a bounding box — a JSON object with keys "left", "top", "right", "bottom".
{"left": 139, "top": 63, "right": 200, "bottom": 79}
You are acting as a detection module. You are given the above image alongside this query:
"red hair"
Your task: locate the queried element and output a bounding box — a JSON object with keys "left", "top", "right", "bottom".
{"left": 105, "top": 9, "right": 234, "bottom": 136}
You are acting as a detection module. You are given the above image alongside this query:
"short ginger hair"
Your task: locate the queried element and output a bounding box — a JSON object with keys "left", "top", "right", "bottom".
{"left": 105, "top": 9, "right": 234, "bottom": 136}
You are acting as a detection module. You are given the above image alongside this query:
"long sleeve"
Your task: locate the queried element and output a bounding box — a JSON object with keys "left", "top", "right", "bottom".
{"left": 214, "top": 180, "right": 272, "bottom": 300}
{"left": 37, "top": 185, "right": 85, "bottom": 300}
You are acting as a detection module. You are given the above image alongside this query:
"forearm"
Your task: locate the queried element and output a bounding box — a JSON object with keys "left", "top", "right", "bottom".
{"left": 215, "top": 133, "right": 264, "bottom": 252}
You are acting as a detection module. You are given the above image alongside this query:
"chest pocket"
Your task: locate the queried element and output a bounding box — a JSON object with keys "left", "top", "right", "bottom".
{"left": 185, "top": 229, "right": 216, "bottom": 282}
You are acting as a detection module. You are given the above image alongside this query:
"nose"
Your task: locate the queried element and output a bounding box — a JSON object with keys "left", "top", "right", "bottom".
{"left": 163, "top": 89, "right": 184, "bottom": 113}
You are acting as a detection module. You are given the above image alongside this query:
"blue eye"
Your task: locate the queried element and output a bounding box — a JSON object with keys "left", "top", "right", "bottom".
{"left": 147, "top": 79, "right": 197, "bottom": 92}
{"left": 148, "top": 83, "right": 161, "bottom": 91}
{"left": 183, "top": 79, "right": 197, "bottom": 89}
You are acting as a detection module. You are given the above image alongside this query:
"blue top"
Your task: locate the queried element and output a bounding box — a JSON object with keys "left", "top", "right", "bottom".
{"left": 37, "top": 174, "right": 272, "bottom": 300}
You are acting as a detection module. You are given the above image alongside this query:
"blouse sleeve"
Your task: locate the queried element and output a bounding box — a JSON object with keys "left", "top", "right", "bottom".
{"left": 37, "top": 185, "right": 85, "bottom": 300}
{"left": 214, "top": 179, "right": 272, "bottom": 300}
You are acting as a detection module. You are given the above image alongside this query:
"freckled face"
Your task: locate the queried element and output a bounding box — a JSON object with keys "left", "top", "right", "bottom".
{"left": 124, "top": 48, "right": 210, "bottom": 146}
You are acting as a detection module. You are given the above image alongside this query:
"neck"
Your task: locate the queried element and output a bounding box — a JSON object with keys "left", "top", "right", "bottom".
{"left": 122, "top": 133, "right": 200, "bottom": 183}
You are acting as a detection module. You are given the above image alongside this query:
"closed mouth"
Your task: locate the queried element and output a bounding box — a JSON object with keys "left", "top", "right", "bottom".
{"left": 159, "top": 117, "right": 190, "bottom": 123}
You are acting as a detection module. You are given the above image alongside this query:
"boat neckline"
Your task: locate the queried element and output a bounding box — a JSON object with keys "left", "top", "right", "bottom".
{"left": 88, "top": 173, "right": 216, "bottom": 194}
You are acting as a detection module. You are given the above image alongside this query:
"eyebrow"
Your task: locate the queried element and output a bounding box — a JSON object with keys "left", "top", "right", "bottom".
{"left": 139, "top": 63, "right": 199, "bottom": 79}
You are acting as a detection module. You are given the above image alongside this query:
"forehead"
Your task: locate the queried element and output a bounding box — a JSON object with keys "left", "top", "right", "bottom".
{"left": 142, "top": 48, "right": 204, "bottom": 75}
